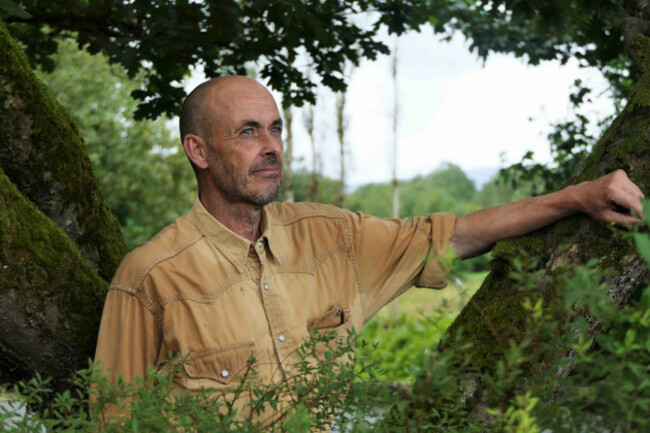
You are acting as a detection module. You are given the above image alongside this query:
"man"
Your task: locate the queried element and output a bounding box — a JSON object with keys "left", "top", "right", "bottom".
{"left": 94, "top": 76, "right": 644, "bottom": 421}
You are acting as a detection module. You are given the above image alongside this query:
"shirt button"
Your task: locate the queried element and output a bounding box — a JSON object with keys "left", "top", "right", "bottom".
{"left": 257, "top": 241, "right": 263, "bottom": 248}
{"left": 278, "top": 334, "right": 285, "bottom": 342}
{"left": 220, "top": 370, "right": 229, "bottom": 378}
{"left": 264, "top": 283, "right": 270, "bottom": 291}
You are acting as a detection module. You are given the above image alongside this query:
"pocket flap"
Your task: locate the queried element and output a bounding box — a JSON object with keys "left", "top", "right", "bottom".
{"left": 308, "top": 304, "right": 351, "bottom": 330}
{"left": 183, "top": 341, "right": 256, "bottom": 385}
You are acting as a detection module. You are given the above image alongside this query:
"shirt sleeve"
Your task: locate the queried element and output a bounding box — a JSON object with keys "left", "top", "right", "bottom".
{"left": 345, "top": 211, "right": 456, "bottom": 323}
{"left": 94, "top": 289, "right": 161, "bottom": 383}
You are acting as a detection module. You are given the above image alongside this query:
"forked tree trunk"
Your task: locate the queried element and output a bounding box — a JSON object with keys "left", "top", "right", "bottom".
{"left": 0, "top": 20, "right": 124, "bottom": 387}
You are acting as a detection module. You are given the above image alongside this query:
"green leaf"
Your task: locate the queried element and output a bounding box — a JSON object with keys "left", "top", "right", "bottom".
{"left": 0, "top": 0, "right": 31, "bottom": 18}
{"left": 632, "top": 232, "right": 650, "bottom": 267}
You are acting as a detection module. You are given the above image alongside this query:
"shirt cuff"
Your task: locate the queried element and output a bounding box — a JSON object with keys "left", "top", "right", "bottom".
{"left": 414, "top": 212, "right": 456, "bottom": 289}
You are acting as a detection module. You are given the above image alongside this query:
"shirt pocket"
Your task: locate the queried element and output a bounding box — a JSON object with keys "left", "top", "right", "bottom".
{"left": 183, "top": 340, "right": 257, "bottom": 386}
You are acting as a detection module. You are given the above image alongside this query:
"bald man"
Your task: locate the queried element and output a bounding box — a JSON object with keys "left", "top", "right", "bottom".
{"left": 94, "top": 76, "right": 645, "bottom": 422}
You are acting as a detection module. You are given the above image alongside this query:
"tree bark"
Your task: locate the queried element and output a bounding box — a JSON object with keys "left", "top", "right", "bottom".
{"left": 0, "top": 20, "right": 127, "bottom": 282}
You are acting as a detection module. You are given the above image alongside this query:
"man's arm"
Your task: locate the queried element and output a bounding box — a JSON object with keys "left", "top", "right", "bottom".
{"left": 451, "top": 170, "right": 646, "bottom": 259}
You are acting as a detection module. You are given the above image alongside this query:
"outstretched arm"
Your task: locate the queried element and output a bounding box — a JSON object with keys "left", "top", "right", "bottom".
{"left": 451, "top": 170, "right": 646, "bottom": 259}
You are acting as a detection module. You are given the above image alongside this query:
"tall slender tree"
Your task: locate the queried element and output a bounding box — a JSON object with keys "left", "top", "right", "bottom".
{"left": 335, "top": 89, "right": 348, "bottom": 208}
{"left": 389, "top": 36, "right": 401, "bottom": 320}
{"left": 303, "top": 89, "right": 320, "bottom": 202}
{"left": 283, "top": 106, "right": 295, "bottom": 203}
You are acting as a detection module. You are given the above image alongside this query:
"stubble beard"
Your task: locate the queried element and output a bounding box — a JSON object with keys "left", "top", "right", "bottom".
{"left": 210, "top": 157, "right": 282, "bottom": 207}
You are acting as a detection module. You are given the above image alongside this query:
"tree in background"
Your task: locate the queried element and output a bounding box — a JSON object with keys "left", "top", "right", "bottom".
{"left": 37, "top": 39, "right": 195, "bottom": 249}
{"left": 283, "top": 106, "right": 295, "bottom": 203}
{"left": 303, "top": 96, "right": 322, "bottom": 202}
{"left": 335, "top": 87, "right": 349, "bottom": 208}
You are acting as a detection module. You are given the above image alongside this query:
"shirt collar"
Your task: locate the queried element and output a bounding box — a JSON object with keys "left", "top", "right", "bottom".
{"left": 189, "top": 195, "right": 281, "bottom": 268}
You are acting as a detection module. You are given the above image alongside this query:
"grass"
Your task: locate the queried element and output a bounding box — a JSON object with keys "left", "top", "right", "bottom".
{"left": 373, "top": 271, "right": 487, "bottom": 319}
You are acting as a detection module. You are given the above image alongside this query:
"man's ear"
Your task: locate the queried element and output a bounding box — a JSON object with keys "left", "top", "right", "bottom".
{"left": 183, "top": 134, "right": 209, "bottom": 169}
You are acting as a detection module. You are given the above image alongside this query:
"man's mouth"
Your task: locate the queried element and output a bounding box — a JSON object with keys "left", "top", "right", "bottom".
{"left": 254, "top": 167, "right": 280, "bottom": 175}
{"left": 251, "top": 159, "right": 282, "bottom": 176}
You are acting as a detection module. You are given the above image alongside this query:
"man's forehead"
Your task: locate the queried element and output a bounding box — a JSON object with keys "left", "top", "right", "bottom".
{"left": 207, "top": 77, "right": 280, "bottom": 123}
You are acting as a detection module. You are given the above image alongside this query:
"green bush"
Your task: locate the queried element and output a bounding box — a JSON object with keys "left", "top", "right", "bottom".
{"left": 355, "top": 313, "right": 455, "bottom": 382}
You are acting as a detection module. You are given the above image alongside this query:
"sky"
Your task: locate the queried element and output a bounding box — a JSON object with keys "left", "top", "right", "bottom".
{"left": 185, "top": 25, "right": 616, "bottom": 190}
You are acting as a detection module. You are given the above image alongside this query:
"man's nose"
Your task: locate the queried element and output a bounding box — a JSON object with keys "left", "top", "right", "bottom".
{"left": 260, "top": 131, "right": 282, "bottom": 156}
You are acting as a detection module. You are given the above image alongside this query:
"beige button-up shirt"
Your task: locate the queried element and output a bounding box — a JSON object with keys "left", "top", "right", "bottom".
{"left": 95, "top": 197, "right": 455, "bottom": 400}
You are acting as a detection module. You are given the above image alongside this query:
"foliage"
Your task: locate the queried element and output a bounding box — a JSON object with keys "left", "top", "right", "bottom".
{"left": 355, "top": 312, "right": 455, "bottom": 382}
{"left": 0, "top": 0, "right": 433, "bottom": 119}
{"left": 36, "top": 39, "right": 195, "bottom": 248}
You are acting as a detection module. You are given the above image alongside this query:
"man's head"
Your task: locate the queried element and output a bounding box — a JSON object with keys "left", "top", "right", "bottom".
{"left": 180, "top": 76, "right": 284, "bottom": 208}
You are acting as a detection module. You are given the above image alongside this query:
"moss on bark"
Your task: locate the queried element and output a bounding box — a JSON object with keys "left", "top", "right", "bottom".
{"left": 0, "top": 168, "right": 108, "bottom": 385}
{"left": 0, "top": 19, "right": 127, "bottom": 282}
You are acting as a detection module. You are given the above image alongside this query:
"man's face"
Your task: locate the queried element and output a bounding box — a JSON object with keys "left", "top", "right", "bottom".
{"left": 203, "top": 80, "right": 284, "bottom": 206}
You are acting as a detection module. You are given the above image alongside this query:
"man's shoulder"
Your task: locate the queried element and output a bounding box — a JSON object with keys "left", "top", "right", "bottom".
{"left": 110, "top": 213, "right": 202, "bottom": 292}
{"left": 265, "top": 201, "right": 351, "bottom": 225}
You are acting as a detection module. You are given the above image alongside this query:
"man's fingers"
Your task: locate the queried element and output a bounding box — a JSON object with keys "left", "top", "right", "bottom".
{"left": 601, "top": 209, "right": 641, "bottom": 226}
{"left": 610, "top": 190, "right": 644, "bottom": 221}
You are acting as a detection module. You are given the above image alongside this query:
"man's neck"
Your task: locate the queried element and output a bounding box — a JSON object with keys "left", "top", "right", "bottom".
{"left": 199, "top": 191, "right": 263, "bottom": 242}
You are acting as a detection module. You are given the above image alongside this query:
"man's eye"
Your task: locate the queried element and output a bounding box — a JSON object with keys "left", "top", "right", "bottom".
{"left": 271, "top": 126, "right": 282, "bottom": 134}
{"left": 241, "top": 128, "right": 253, "bottom": 135}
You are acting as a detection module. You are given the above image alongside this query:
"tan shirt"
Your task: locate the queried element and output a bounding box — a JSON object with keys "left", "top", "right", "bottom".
{"left": 95, "top": 197, "right": 455, "bottom": 396}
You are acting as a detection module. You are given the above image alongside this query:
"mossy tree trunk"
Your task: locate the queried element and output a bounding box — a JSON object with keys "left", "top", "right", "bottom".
{"left": 420, "top": 34, "right": 650, "bottom": 414}
{"left": 0, "top": 20, "right": 126, "bottom": 387}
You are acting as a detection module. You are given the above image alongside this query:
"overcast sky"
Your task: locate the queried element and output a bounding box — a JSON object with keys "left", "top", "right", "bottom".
{"left": 185, "top": 25, "right": 615, "bottom": 189}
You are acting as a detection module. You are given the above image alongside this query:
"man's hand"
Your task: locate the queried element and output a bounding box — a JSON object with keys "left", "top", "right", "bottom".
{"left": 574, "top": 169, "right": 645, "bottom": 225}
{"left": 452, "top": 170, "right": 645, "bottom": 259}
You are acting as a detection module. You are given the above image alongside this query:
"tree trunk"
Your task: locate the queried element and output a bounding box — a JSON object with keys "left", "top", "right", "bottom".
{"left": 0, "top": 20, "right": 123, "bottom": 387}
{"left": 335, "top": 91, "right": 347, "bottom": 208}
{"left": 0, "top": 20, "right": 127, "bottom": 283}
{"left": 390, "top": 37, "right": 400, "bottom": 320}
{"left": 283, "top": 106, "right": 295, "bottom": 203}
{"left": 420, "top": 33, "right": 650, "bottom": 415}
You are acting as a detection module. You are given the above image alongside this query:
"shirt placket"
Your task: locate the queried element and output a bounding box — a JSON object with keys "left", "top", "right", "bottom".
{"left": 254, "top": 238, "right": 293, "bottom": 374}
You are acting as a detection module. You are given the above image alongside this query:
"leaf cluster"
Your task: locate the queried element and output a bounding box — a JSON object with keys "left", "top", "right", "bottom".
{"left": 1, "top": 0, "right": 433, "bottom": 119}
